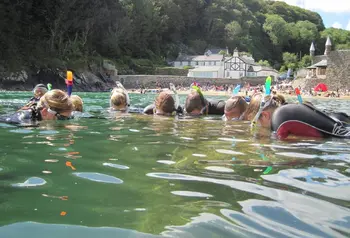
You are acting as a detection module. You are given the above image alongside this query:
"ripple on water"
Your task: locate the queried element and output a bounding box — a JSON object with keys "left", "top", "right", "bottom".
{"left": 12, "top": 177, "right": 46, "bottom": 187}
{"left": 9, "top": 129, "right": 33, "bottom": 134}
{"left": 157, "top": 160, "right": 176, "bottom": 165}
{"left": 0, "top": 123, "right": 16, "bottom": 128}
{"left": 192, "top": 154, "right": 207, "bottom": 158}
{"left": 73, "top": 172, "right": 123, "bottom": 184}
{"left": 103, "top": 163, "right": 129, "bottom": 170}
{"left": 171, "top": 191, "right": 213, "bottom": 198}
{"left": 262, "top": 167, "right": 350, "bottom": 201}
{"left": 218, "top": 138, "right": 248, "bottom": 142}
{"left": 205, "top": 166, "right": 234, "bottom": 173}
{"left": 39, "top": 130, "right": 59, "bottom": 135}
{"left": 275, "top": 152, "right": 318, "bottom": 159}
{"left": 180, "top": 137, "right": 194, "bottom": 141}
{"left": 215, "top": 149, "right": 244, "bottom": 155}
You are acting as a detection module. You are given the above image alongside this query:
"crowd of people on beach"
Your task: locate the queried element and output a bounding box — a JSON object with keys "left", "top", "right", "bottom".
{"left": 1, "top": 80, "right": 350, "bottom": 140}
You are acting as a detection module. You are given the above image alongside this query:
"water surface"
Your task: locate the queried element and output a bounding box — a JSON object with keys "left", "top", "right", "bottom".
{"left": 0, "top": 92, "right": 350, "bottom": 238}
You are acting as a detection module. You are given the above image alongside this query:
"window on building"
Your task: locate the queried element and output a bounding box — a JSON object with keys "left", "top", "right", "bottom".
{"left": 195, "top": 61, "right": 198, "bottom": 66}
{"left": 318, "top": 67, "right": 326, "bottom": 75}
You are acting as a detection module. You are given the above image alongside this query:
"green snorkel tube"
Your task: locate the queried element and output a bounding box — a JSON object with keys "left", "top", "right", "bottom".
{"left": 47, "top": 83, "right": 52, "bottom": 91}
{"left": 192, "top": 85, "right": 207, "bottom": 115}
{"left": 251, "top": 77, "right": 272, "bottom": 131}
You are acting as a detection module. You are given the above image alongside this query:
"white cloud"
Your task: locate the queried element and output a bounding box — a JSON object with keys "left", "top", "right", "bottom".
{"left": 275, "top": 0, "right": 350, "bottom": 13}
{"left": 332, "top": 22, "right": 343, "bottom": 29}
{"left": 346, "top": 20, "right": 350, "bottom": 30}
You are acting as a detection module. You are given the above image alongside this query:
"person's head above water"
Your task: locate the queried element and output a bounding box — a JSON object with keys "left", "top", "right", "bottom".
{"left": 185, "top": 89, "right": 207, "bottom": 115}
{"left": 36, "top": 89, "right": 73, "bottom": 120}
{"left": 258, "top": 95, "right": 284, "bottom": 129}
{"left": 154, "top": 91, "right": 176, "bottom": 115}
{"left": 241, "top": 93, "right": 264, "bottom": 121}
{"left": 33, "top": 84, "right": 48, "bottom": 98}
{"left": 224, "top": 96, "right": 247, "bottom": 120}
{"left": 110, "top": 88, "right": 128, "bottom": 111}
{"left": 70, "top": 95, "right": 83, "bottom": 112}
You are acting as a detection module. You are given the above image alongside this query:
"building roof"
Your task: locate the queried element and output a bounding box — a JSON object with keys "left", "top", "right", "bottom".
{"left": 205, "top": 48, "right": 226, "bottom": 55}
{"left": 175, "top": 54, "right": 223, "bottom": 62}
{"left": 255, "top": 66, "right": 278, "bottom": 72}
{"left": 189, "top": 66, "right": 221, "bottom": 72}
{"left": 307, "top": 59, "right": 327, "bottom": 69}
{"left": 310, "top": 42, "right": 315, "bottom": 52}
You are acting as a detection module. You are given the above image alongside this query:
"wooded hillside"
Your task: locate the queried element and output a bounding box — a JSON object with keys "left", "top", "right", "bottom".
{"left": 1, "top": 0, "right": 350, "bottom": 73}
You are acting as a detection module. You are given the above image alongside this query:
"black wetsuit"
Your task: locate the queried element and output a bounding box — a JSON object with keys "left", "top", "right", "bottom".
{"left": 0, "top": 108, "right": 41, "bottom": 126}
{"left": 207, "top": 99, "right": 225, "bottom": 115}
{"left": 271, "top": 104, "right": 350, "bottom": 139}
{"left": 143, "top": 104, "right": 183, "bottom": 115}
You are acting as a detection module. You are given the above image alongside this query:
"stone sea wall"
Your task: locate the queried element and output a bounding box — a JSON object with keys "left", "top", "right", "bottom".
{"left": 326, "top": 50, "right": 350, "bottom": 90}
{"left": 115, "top": 75, "right": 267, "bottom": 89}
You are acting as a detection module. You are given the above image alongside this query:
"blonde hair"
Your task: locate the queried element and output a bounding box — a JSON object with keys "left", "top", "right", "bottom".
{"left": 110, "top": 88, "right": 127, "bottom": 109}
{"left": 37, "top": 89, "right": 73, "bottom": 114}
{"left": 70, "top": 95, "right": 83, "bottom": 112}
{"left": 242, "top": 93, "right": 263, "bottom": 121}
{"left": 225, "top": 96, "right": 247, "bottom": 114}
{"left": 155, "top": 92, "right": 175, "bottom": 113}
{"left": 242, "top": 93, "right": 283, "bottom": 121}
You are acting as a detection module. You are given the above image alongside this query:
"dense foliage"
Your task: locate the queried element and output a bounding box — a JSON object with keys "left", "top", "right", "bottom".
{"left": 1, "top": 0, "right": 349, "bottom": 73}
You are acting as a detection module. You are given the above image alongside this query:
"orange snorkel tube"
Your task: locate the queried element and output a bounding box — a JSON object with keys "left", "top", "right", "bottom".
{"left": 66, "top": 71, "right": 73, "bottom": 97}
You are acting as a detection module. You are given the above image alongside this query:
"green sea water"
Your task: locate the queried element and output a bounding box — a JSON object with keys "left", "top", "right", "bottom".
{"left": 0, "top": 92, "right": 350, "bottom": 238}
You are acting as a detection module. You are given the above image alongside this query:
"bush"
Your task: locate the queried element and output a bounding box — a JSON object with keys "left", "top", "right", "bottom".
{"left": 183, "top": 65, "right": 194, "bottom": 70}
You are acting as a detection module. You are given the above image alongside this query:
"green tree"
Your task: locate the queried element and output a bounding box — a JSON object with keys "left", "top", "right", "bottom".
{"left": 282, "top": 52, "right": 298, "bottom": 71}
{"left": 263, "top": 14, "right": 290, "bottom": 46}
{"left": 299, "top": 55, "right": 312, "bottom": 68}
{"left": 257, "top": 60, "right": 271, "bottom": 67}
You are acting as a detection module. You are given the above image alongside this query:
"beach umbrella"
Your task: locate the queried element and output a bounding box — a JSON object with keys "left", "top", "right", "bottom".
{"left": 314, "top": 83, "right": 328, "bottom": 92}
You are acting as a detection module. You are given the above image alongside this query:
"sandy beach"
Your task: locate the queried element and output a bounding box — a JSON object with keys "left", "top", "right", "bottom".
{"left": 128, "top": 89, "right": 350, "bottom": 100}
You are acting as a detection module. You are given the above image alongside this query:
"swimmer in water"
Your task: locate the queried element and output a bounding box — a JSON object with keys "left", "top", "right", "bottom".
{"left": 20, "top": 84, "right": 48, "bottom": 110}
{"left": 144, "top": 83, "right": 183, "bottom": 115}
{"left": 70, "top": 95, "right": 83, "bottom": 112}
{"left": 0, "top": 89, "right": 73, "bottom": 125}
{"left": 256, "top": 96, "right": 283, "bottom": 129}
{"left": 110, "top": 82, "right": 130, "bottom": 111}
{"left": 241, "top": 93, "right": 286, "bottom": 121}
{"left": 223, "top": 96, "right": 247, "bottom": 121}
{"left": 185, "top": 87, "right": 225, "bottom": 116}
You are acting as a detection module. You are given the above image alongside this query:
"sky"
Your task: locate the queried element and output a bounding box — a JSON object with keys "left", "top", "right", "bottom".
{"left": 275, "top": 0, "right": 350, "bottom": 30}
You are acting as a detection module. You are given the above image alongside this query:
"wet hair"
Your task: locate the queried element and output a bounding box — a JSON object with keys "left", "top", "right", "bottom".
{"left": 155, "top": 92, "right": 175, "bottom": 114}
{"left": 224, "top": 96, "right": 247, "bottom": 114}
{"left": 70, "top": 95, "right": 83, "bottom": 112}
{"left": 110, "top": 88, "right": 127, "bottom": 109}
{"left": 241, "top": 93, "right": 263, "bottom": 121}
{"left": 33, "top": 84, "right": 48, "bottom": 96}
{"left": 241, "top": 93, "right": 283, "bottom": 121}
{"left": 37, "top": 89, "right": 73, "bottom": 114}
{"left": 185, "top": 91, "right": 206, "bottom": 113}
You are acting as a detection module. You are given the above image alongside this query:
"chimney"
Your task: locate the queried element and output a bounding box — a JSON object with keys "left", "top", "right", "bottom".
{"left": 233, "top": 48, "right": 239, "bottom": 57}
{"left": 324, "top": 36, "right": 332, "bottom": 56}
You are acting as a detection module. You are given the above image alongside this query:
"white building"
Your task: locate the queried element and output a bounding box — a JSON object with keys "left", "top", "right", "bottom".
{"left": 175, "top": 48, "right": 277, "bottom": 79}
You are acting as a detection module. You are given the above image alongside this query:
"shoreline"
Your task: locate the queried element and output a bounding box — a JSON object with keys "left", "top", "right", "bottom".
{"left": 128, "top": 89, "right": 350, "bottom": 100}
